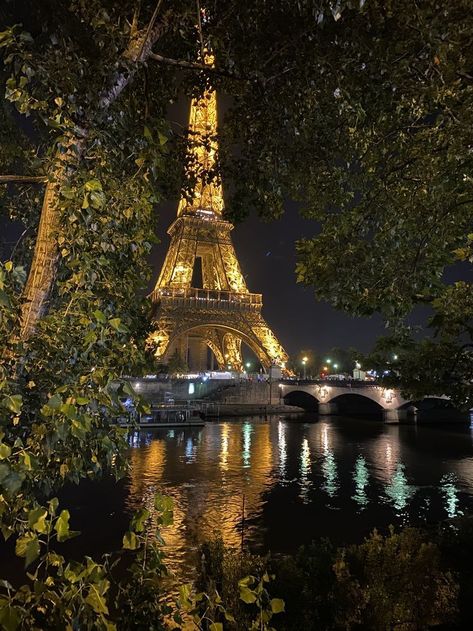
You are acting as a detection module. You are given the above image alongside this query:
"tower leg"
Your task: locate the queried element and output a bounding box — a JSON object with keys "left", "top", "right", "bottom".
{"left": 222, "top": 333, "right": 243, "bottom": 371}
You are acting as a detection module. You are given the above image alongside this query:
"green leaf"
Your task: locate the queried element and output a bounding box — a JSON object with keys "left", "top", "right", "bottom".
{"left": 109, "top": 318, "right": 122, "bottom": 331}
{"left": 144, "top": 125, "right": 153, "bottom": 140}
{"left": 2, "top": 395, "right": 22, "bottom": 414}
{"left": 28, "top": 507, "right": 48, "bottom": 533}
{"left": 46, "top": 394, "right": 62, "bottom": 410}
{"left": 154, "top": 493, "right": 173, "bottom": 526}
{"left": 93, "top": 310, "right": 106, "bottom": 324}
{"left": 0, "top": 604, "right": 21, "bottom": 631}
{"left": 0, "top": 467, "right": 25, "bottom": 495}
{"left": 0, "top": 444, "right": 11, "bottom": 460}
{"left": 55, "top": 509, "right": 72, "bottom": 542}
{"left": 270, "top": 598, "right": 285, "bottom": 614}
{"left": 0, "top": 290, "right": 10, "bottom": 308}
{"left": 158, "top": 131, "right": 168, "bottom": 146}
{"left": 122, "top": 531, "right": 139, "bottom": 550}
{"left": 130, "top": 508, "right": 149, "bottom": 533}
{"left": 15, "top": 533, "right": 40, "bottom": 568}
{"left": 239, "top": 586, "right": 257, "bottom": 604}
{"left": 89, "top": 190, "right": 105, "bottom": 209}
{"left": 209, "top": 624, "right": 223, "bottom": 631}
{"left": 84, "top": 179, "right": 103, "bottom": 192}
{"left": 85, "top": 585, "right": 109, "bottom": 614}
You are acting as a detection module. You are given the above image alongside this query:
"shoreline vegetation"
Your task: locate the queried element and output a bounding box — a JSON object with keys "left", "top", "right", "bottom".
{"left": 2, "top": 488, "right": 473, "bottom": 629}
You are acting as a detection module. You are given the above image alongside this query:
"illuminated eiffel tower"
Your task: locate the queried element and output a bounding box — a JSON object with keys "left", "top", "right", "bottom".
{"left": 149, "top": 62, "right": 288, "bottom": 372}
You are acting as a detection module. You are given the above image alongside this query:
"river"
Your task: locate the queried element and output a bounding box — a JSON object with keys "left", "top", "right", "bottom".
{"left": 57, "top": 414, "right": 473, "bottom": 581}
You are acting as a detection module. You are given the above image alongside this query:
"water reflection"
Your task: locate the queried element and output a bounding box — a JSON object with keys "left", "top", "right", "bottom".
{"left": 299, "top": 437, "right": 311, "bottom": 503}
{"left": 278, "top": 421, "right": 287, "bottom": 482}
{"left": 220, "top": 423, "right": 230, "bottom": 471}
{"left": 352, "top": 456, "right": 369, "bottom": 509}
{"left": 441, "top": 473, "right": 463, "bottom": 519}
{"left": 384, "top": 463, "right": 415, "bottom": 513}
{"left": 121, "top": 417, "right": 473, "bottom": 577}
{"left": 321, "top": 450, "right": 339, "bottom": 499}
{"left": 242, "top": 422, "right": 252, "bottom": 469}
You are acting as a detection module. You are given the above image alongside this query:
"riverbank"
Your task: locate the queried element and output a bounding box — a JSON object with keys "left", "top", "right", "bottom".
{"left": 204, "top": 403, "right": 304, "bottom": 418}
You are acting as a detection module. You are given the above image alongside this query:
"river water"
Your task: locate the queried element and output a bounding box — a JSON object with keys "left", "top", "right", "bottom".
{"left": 62, "top": 414, "right": 473, "bottom": 580}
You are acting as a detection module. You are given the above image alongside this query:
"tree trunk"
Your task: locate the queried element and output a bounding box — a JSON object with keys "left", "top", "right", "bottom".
{"left": 20, "top": 143, "right": 78, "bottom": 339}
{"left": 19, "top": 16, "right": 169, "bottom": 340}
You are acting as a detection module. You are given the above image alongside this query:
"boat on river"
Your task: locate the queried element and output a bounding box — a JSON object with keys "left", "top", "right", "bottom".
{"left": 118, "top": 403, "right": 206, "bottom": 428}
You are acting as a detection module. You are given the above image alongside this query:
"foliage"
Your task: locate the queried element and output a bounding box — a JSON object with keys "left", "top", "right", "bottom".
{"left": 197, "top": 539, "right": 286, "bottom": 630}
{"left": 270, "top": 540, "right": 358, "bottom": 630}
{"left": 196, "top": 528, "right": 459, "bottom": 631}
{"left": 219, "top": 0, "right": 473, "bottom": 405}
{"left": 340, "top": 527, "right": 458, "bottom": 630}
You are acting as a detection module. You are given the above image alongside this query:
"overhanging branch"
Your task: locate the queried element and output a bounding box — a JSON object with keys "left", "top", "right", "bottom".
{"left": 0, "top": 175, "right": 46, "bottom": 184}
{"left": 148, "top": 51, "right": 246, "bottom": 80}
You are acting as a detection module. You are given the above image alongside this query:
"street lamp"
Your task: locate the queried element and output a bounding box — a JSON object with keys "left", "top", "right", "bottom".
{"left": 245, "top": 361, "right": 251, "bottom": 371}
{"left": 333, "top": 363, "right": 338, "bottom": 371}
{"left": 302, "top": 357, "right": 308, "bottom": 379}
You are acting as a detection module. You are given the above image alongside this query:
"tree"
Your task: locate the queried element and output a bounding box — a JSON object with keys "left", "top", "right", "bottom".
{"left": 337, "top": 528, "right": 458, "bottom": 630}
{"left": 215, "top": 0, "right": 473, "bottom": 406}
{"left": 287, "top": 349, "right": 319, "bottom": 378}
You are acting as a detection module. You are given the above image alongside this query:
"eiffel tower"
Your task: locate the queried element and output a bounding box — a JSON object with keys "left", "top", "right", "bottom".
{"left": 149, "top": 67, "right": 288, "bottom": 372}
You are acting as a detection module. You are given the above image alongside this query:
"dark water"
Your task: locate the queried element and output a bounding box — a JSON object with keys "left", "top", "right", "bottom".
{"left": 59, "top": 414, "right": 473, "bottom": 580}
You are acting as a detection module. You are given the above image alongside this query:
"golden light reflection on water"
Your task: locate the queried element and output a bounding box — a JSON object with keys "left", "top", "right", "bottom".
{"left": 123, "top": 418, "right": 473, "bottom": 578}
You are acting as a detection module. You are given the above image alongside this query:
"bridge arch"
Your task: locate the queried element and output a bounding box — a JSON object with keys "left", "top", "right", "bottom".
{"left": 283, "top": 390, "right": 319, "bottom": 411}
{"left": 327, "top": 392, "right": 384, "bottom": 418}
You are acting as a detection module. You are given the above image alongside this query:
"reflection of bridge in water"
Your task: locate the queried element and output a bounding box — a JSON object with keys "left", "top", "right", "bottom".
{"left": 280, "top": 381, "right": 466, "bottom": 423}
{"left": 123, "top": 418, "right": 473, "bottom": 579}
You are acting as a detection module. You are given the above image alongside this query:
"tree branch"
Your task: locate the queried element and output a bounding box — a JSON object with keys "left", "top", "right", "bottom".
{"left": 148, "top": 51, "right": 245, "bottom": 80}
{"left": 0, "top": 175, "right": 46, "bottom": 183}
{"left": 196, "top": 0, "right": 206, "bottom": 61}
{"left": 136, "top": 0, "right": 163, "bottom": 62}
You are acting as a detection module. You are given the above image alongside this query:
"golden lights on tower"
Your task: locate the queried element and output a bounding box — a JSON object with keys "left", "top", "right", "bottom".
{"left": 148, "top": 50, "right": 288, "bottom": 371}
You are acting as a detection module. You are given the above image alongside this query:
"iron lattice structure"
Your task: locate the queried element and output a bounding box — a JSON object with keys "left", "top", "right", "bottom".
{"left": 149, "top": 71, "right": 288, "bottom": 371}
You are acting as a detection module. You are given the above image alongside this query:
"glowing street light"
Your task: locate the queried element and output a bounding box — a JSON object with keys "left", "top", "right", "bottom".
{"left": 246, "top": 361, "right": 252, "bottom": 370}
{"left": 333, "top": 363, "right": 339, "bottom": 370}
{"left": 302, "top": 356, "right": 308, "bottom": 379}
{"left": 326, "top": 358, "right": 332, "bottom": 364}
{"left": 393, "top": 354, "right": 398, "bottom": 361}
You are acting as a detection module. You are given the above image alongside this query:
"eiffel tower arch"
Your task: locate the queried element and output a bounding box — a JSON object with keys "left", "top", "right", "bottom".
{"left": 148, "top": 59, "right": 288, "bottom": 372}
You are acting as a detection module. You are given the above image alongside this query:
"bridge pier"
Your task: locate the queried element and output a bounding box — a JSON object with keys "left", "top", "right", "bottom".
{"left": 383, "top": 408, "right": 409, "bottom": 424}
{"left": 318, "top": 402, "right": 339, "bottom": 415}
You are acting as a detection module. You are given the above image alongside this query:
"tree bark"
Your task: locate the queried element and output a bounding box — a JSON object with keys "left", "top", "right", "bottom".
{"left": 19, "top": 15, "right": 170, "bottom": 340}
{"left": 0, "top": 175, "right": 46, "bottom": 183}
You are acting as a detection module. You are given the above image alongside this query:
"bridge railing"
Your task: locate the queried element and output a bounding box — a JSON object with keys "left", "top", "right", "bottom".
{"left": 280, "top": 379, "right": 381, "bottom": 388}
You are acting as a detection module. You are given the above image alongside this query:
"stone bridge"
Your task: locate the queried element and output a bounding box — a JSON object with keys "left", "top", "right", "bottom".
{"left": 279, "top": 381, "right": 457, "bottom": 423}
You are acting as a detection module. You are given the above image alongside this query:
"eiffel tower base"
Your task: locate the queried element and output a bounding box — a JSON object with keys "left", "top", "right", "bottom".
{"left": 150, "top": 290, "right": 287, "bottom": 372}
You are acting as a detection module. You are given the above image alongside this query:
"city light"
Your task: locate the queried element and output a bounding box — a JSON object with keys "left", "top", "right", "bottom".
{"left": 302, "top": 356, "right": 308, "bottom": 379}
